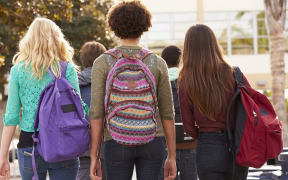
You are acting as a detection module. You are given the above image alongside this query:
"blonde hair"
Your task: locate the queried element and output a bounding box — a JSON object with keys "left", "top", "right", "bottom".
{"left": 13, "top": 17, "right": 75, "bottom": 79}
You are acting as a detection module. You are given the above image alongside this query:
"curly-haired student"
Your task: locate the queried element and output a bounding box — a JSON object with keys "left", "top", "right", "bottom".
{"left": 89, "top": 1, "right": 176, "bottom": 180}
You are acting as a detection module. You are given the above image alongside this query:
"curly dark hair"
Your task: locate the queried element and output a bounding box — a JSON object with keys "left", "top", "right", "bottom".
{"left": 80, "top": 41, "right": 106, "bottom": 68}
{"left": 107, "top": 1, "right": 152, "bottom": 39}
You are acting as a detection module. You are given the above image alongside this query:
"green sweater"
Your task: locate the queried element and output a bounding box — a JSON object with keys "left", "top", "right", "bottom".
{"left": 89, "top": 45, "right": 175, "bottom": 141}
{"left": 3, "top": 62, "right": 87, "bottom": 132}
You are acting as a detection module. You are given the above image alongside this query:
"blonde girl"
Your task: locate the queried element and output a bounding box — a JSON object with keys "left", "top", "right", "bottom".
{"left": 0, "top": 17, "right": 83, "bottom": 180}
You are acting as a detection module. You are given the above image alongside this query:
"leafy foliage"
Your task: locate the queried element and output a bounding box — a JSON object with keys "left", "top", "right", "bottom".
{"left": 0, "top": 0, "right": 116, "bottom": 99}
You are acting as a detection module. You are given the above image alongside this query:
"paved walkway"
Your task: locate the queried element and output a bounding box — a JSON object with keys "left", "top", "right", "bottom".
{"left": 9, "top": 160, "right": 21, "bottom": 180}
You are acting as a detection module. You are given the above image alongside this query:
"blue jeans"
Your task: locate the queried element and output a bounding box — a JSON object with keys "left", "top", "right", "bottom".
{"left": 104, "top": 137, "right": 166, "bottom": 180}
{"left": 18, "top": 147, "right": 79, "bottom": 180}
{"left": 196, "top": 132, "right": 248, "bottom": 180}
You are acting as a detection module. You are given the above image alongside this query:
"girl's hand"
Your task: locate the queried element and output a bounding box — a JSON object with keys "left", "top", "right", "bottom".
{"left": 164, "top": 156, "right": 177, "bottom": 180}
{"left": 90, "top": 158, "right": 102, "bottom": 180}
{"left": 0, "top": 158, "right": 10, "bottom": 180}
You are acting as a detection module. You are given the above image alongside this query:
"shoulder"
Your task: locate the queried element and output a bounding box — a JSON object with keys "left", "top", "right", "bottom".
{"left": 92, "top": 54, "right": 110, "bottom": 70}
{"left": 149, "top": 54, "right": 168, "bottom": 73}
{"left": 65, "top": 62, "right": 77, "bottom": 74}
{"left": 155, "top": 55, "right": 168, "bottom": 68}
{"left": 10, "top": 62, "right": 25, "bottom": 76}
{"left": 64, "top": 62, "right": 79, "bottom": 80}
{"left": 142, "top": 52, "right": 167, "bottom": 68}
{"left": 94, "top": 54, "right": 107, "bottom": 65}
{"left": 66, "top": 61, "right": 76, "bottom": 70}
{"left": 11, "top": 62, "right": 24, "bottom": 71}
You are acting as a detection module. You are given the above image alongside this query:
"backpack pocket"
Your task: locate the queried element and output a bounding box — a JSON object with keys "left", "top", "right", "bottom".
{"left": 58, "top": 117, "right": 89, "bottom": 129}
{"left": 57, "top": 118, "right": 90, "bottom": 160}
{"left": 266, "top": 119, "right": 282, "bottom": 159}
{"left": 107, "top": 103, "right": 157, "bottom": 145}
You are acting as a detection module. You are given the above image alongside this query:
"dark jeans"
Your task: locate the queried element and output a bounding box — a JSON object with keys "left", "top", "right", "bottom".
{"left": 175, "top": 149, "right": 197, "bottom": 180}
{"left": 104, "top": 137, "right": 166, "bottom": 180}
{"left": 18, "top": 147, "right": 79, "bottom": 180}
{"left": 196, "top": 132, "right": 248, "bottom": 180}
{"left": 159, "top": 148, "right": 198, "bottom": 180}
{"left": 76, "top": 157, "right": 106, "bottom": 180}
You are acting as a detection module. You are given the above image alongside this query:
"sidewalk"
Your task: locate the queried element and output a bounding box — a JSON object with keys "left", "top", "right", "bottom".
{"left": 9, "top": 160, "right": 21, "bottom": 180}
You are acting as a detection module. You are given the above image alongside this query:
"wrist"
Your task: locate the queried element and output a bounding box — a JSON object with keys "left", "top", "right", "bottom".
{"left": 167, "top": 153, "right": 176, "bottom": 160}
{"left": 90, "top": 153, "right": 98, "bottom": 159}
{"left": 0, "top": 153, "right": 8, "bottom": 160}
{"left": 167, "top": 148, "right": 176, "bottom": 159}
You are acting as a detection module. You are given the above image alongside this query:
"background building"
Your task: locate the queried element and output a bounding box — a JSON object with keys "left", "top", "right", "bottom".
{"left": 139, "top": 0, "right": 288, "bottom": 92}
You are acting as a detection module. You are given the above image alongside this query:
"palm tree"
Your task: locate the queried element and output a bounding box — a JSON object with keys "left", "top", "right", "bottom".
{"left": 264, "top": 0, "right": 287, "bottom": 145}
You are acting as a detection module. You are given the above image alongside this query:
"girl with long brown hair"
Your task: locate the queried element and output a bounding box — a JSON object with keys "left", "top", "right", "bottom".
{"left": 179, "top": 24, "right": 249, "bottom": 180}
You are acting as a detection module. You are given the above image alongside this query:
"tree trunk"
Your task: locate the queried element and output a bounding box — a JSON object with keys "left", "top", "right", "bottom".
{"left": 265, "top": 0, "right": 288, "bottom": 146}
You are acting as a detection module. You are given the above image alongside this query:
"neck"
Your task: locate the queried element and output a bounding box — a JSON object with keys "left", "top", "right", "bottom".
{"left": 119, "top": 38, "right": 140, "bottom": 46}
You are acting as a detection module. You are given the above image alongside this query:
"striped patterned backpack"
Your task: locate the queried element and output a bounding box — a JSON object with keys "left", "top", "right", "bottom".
{"left": 104, "top": 48, "right": 158, "bottom": 146}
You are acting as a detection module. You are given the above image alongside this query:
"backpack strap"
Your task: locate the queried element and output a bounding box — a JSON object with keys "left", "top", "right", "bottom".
{"left": 47, "top": 69, "right": 55, "bottom": 80}
{"left": 134, "top": 48, "right": 152, "bottom": 61}
{"left": 226, "top": 66, "right": 245, "bottom": 180}
{"left": 233, "top": 67, "right": 245, "bottom": 87}
{"left": 104, "top": 49, "right": 122, "bottom": 59}
{"left": 47, "top": 61, "right": 68, "bottom": 79}
{"left": 104, "top": 48, "right": 152, "bottom": 61}
{"left": 32, "top": 83, "right": 49, "bottom": 180}
{"left": 60, "top": 61, "right": 68, "bottom": 78}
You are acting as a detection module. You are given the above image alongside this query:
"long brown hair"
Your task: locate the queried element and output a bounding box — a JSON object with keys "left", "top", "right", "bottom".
{"left": 179, "top": 24, "right": 235, "bottom": 120}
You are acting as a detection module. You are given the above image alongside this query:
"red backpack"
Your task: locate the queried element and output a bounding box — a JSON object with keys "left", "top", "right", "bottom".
{"left": 226, "top": 67, "right": 283, "bottom": 168}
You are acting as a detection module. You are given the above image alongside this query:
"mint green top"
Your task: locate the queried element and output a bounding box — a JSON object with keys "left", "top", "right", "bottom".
{"left": 3, "top": 62, "right": 87, "bottom": 132}
{"left": 168, "top": 67, "right": 179, "bottom": 81}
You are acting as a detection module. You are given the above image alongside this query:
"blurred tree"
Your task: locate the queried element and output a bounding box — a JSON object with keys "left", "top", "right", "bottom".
{"left": 0, "top": 0, "right": 116, "bottom": 99}
{"left": 264, "top": 0, "right": 287, "bottom": 145}
{"left": 0, "top": 0, "right": 73, "bottom": 99}
{"left": 58, "top": 0, "right": 116, "bottom": 66}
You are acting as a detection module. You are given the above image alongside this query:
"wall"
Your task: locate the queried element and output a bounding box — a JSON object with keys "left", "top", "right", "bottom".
{"left": 227, "top": 54, "right": 288, "bottom": 90}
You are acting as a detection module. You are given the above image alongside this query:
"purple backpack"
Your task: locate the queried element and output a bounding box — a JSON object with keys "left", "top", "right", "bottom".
{"left": 31, "top": 62, "right": 90, "bottom": 180}
{"left": 104, "top": 49, "right": 158, "bottom": 146}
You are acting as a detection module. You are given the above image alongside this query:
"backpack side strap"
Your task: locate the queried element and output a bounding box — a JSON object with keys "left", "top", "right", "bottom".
{"left": 233, "top": 66, "right": 245, "bottom": 87}
{"left": 104, "top": 48, "right": 152, "bottom": 61}
{"left": 60, "top": 61, "right": 68, "bottom": 78}
{"left": 47, "top": 61, "right": 68, "bottom": 79}
{"left": 104, "top": 49, "right": 122, "bottom": 59}
{"left": 137, "top": 48, "right": 152, "bottom": 61}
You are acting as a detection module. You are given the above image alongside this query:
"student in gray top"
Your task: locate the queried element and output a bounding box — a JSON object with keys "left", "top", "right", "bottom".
{"left": 77, "top": 41, "right": 106, "bottom": 180}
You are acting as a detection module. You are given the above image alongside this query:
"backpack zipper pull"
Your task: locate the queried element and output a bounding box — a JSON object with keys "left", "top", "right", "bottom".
{"left": 253, "top": 111, "right": 258, "bottom": 126}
